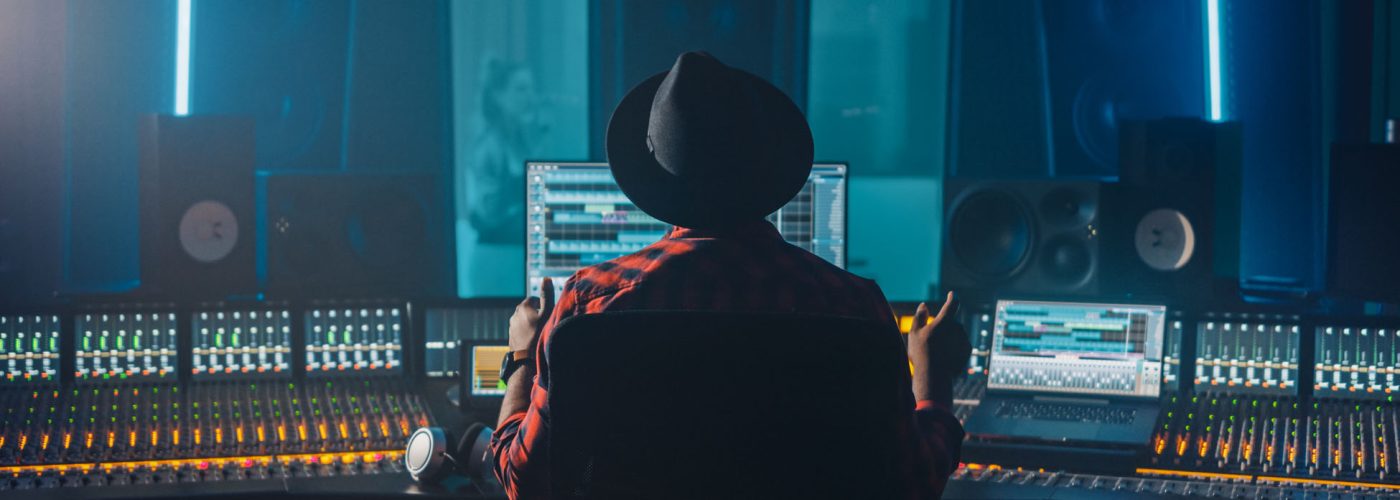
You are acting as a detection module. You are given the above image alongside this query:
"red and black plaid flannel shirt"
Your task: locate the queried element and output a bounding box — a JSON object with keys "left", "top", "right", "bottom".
{"left": 490, "top": 220, "right": 964, "bottom": 499}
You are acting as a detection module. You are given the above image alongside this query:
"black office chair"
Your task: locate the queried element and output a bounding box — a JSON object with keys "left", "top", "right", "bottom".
{"left": 545, "top": 311, "right": 912, "bottom": 500}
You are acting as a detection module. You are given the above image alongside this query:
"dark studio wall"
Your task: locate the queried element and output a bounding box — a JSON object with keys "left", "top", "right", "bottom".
{"left": 0, "top": 0, "right": 67, "bottom": 306}
{"left": 587, "top": 0, "right": 810, "bottom": 160}
{"left": 947, "top": 0, "right": 1390, "bottom": 303}
{"left": 1, "top": 0, "right": 454, "bottom": 303}
{"left": 64, "top": 0, "right": 177, "bottom": 294}
{"left": 4, "top": 0, "right": 1399, "bottom": 307}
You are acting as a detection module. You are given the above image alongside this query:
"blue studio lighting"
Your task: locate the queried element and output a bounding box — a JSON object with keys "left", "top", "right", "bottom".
{"left": 175, "top": 0, "right": 192, "bottom": 116}
{"left": 1206, "top": 0, "right": 1223, "bottom": 122}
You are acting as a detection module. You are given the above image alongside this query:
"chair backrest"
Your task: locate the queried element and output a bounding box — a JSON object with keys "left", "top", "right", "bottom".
{"left": 544, "top": 311, "right": 909, "bottom": 500}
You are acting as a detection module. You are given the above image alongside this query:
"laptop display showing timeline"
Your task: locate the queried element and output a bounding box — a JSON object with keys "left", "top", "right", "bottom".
{"left": 526, "top": 162, "right": 847, "bottom": 298}
{"left": 988, "top": 299, "right": 1167, "bottom": 399}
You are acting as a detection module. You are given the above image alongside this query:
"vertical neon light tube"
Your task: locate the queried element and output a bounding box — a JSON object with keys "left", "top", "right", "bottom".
{"left": 175, "top": 0, "right": 192, "bottom": 116}
{"left": 1206, "top": 0, "right": 1223, "bottom": 122}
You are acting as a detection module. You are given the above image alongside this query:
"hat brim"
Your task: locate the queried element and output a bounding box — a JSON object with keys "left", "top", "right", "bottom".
{"left": 605, "top": 69, "right": 814, "bottom": 230}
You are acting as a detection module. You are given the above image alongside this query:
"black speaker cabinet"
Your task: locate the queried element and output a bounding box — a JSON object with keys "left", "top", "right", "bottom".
{"left": 259, "top": 171, "right": 450, "bottom": 298}
{"left": 1100, "top": 118, "right": 1241, "bottom": 305}
{"left": 139, "top": 115, "right": 257, "bottom": 299}
{"left": 942, "top": 180, "right": 1100, "bottom": 300}
{"left": 1328, "top": 143, "right": 1400, "bottom": 304}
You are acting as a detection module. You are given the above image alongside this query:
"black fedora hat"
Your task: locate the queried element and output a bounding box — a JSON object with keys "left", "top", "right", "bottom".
{"left": 606, "top": 52, "right": 814, "bottom": 230}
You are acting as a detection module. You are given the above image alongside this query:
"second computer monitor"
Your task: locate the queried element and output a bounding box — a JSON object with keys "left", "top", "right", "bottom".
{"left": 526, "top": 162, "right": 847, "bottom": 298}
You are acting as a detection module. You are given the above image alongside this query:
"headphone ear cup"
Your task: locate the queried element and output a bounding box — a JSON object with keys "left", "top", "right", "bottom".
{"left": 458, "top": 423, "right": 496, "bottom": 483}
{"left": 455, "top": 423, "right": 486, "bottom": 460}
{"left": 406, "top": 426, "right": 456, "bottom": 484}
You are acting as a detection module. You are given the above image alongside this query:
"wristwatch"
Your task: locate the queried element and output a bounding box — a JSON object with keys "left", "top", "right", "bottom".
{"left": 499, "top": 349, "right": 533, "bottom": 383}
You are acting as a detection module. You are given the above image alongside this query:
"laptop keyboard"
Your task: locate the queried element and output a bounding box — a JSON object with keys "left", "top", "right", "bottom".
{"left": 995, "top": 401, "right": 1137, "bottom": 425}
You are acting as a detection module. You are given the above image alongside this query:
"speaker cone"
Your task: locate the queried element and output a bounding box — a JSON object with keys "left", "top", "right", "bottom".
{"left": 1038, "top": 233, "right": 1094, "bottom": 289}
{"left": 949, "top": 189, "right": 1033, "bottom": 280}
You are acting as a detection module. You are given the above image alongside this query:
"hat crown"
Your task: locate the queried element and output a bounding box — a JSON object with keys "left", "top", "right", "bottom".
{"left": 646, "top": 52, "right": 765, "bottom": 181}
{"left": 605, "top": 51, "right": 814, "bottom": 230}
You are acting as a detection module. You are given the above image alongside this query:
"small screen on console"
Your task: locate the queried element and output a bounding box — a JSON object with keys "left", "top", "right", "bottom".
{"left": 988, "top": 299, "right": 1166, "bottom": 399}
{"left": 470, "top": 345, "right": 511, "bottom": 397}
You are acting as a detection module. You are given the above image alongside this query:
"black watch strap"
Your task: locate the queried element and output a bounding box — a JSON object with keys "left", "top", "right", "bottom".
{"left": 499, "top": 350, "right": 533, "bottom": 382}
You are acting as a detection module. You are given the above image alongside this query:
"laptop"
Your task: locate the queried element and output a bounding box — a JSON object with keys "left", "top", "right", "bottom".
{"left": 964, "top": 299, "right": 1166, "bottom": 446}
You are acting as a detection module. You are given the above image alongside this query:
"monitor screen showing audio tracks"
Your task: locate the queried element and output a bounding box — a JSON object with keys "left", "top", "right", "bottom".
{"left": 988, "top": 299, "right": 1166, "bottom": 398}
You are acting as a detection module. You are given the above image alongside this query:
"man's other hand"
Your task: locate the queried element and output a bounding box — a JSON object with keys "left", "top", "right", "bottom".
{"left": 908, "top": 291, "right": 972, "bottom": 403}
{"left": 509, "top": 278, "right": 555, "bottom": 354}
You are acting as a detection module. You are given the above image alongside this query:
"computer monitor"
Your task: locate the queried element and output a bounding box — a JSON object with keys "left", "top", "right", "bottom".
{"left": 464, "top": 342, "right": 511, "bottom": 397}
{"left": 525, "top": 162, "right": 847, "bottom": 298}
{"left": 987, "top": 299, "right": 1166, "bottom": 399}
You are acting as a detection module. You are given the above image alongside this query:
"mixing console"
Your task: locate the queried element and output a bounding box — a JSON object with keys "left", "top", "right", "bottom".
{"left": 947, "top": 463, "right": 1400, "bottom": 499}
{"left": 0, "top": 378, "right": 429, "bottom": 493}
{"left": 305, "top": 307, "right": 403, "bottom": 374}
{"left": 0, "top": 301, "right": 452, "bottom": 498}
{"left": 12, "top": 297, "right": 1400, "bottom": 498}
{"left": 1, "top": 314, "right": 61, "bottom": 383}
{"left": 75, "top": 312, "right": 178, "bottom": 382}
{"left": 1194, "top": 313, "right": 1301, "bottom": 393}
{"left": 192, "top": 309, "right": 292, "bottom": 377}
{"left": 948, "top": 305, "right": 1400, "bottom": 498}
{"left": 1316, "top": 323, "right": 1400, "bottom": 398}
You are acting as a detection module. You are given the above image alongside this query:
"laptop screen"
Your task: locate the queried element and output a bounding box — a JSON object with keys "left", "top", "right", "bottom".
{"left": 988, "top": 299, "right": 1166, "bottom": 399}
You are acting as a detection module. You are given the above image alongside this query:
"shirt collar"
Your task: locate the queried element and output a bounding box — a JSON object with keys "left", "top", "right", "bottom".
{"left": 665, "top": 219, "right": 782, "bottom": 241}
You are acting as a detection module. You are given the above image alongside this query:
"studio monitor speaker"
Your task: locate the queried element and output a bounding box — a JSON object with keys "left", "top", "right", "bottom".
{"left": 1101, "top": 118, "right": 1241, "bottom": 304}
{"left": 1327, "top": 143, "right": 1400, "bottom": 304}
{"left": 942, "top": 180, "right": 1100, "bottom": 299}
{"left": 139, "top": 115, "right": 257, "bottom": 299}
{"left": 260, "top": 171, "right": 450, "bottom": 298}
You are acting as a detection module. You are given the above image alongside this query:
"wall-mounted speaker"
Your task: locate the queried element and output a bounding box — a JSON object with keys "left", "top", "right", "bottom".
{"left": 941, "top": 180, "right": 1100, "bottom": 300}
{"left": 1100, "top": 118, "right": 1241, "bottom": 305}
{"left": 259, "top": 171, "right": 450, "bottom": 299}
{"left": 139, "top": 115, "right": 257, "bottom": 299}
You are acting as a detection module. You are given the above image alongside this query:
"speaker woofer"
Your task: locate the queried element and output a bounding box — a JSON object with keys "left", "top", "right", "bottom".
{"left": 948, "top": 189, "right": 1034, "bottom": 280}
{"left": 1038, "top": 233, "right": 1095, "bottom": 289}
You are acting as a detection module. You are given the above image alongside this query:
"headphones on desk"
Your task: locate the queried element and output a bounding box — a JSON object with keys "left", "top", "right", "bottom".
{"left": 404, "top": 422, "right": 497, "bottom": 487}
{"left": 406, "top": 341, "right": 510, "bottom": 490}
